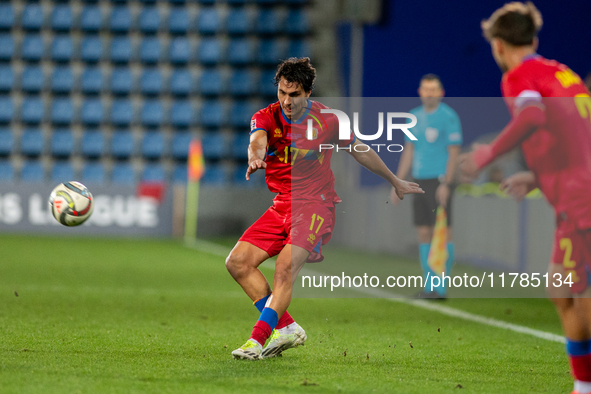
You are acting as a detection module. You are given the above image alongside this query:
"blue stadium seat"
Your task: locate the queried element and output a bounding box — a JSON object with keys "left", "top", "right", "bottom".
{"left": 80, "top": 36, "right": 103, "bottom": 63}
{"left": 0, "top": 160, "right": 14, "bottom": 182}
{"left": 0, "top": 35, "right": 14, "bottom": 61}
{"left": 20, "top": 129, "right": 45, "bottom": 156}
{"left": 110, "top": 37, "right": 132, "bottom": 63}
{"left": 51, "top": 129, "right": 75, "bottom": 158}
{"left": 288, "top": 39, "right": 311, "bottom": 58}
{"left": 112, "top": 162, "right": 136, "bottom": 184}
{"left": 0, "top": 128, "right": 13, "bottom": 155}
{"left": 227, "top": 0, "right": 248, "bottom": 6}
{"left": 226, "top": 8, "right": 252, "bottom": 35}
{"left": 0, "top": 5, "right": 15, "bottom": 31}
{"left": 171, "top": 131, "right": 192, "bottom": 160}
{"left": 51, "top": 161, "right": 76, "bottom": 182}
{"left": 141, "top": 131, "right": 165, "bottom": 159}
{"left": 169, "top": 37, "right": 191, "bottom": 65}
{"left": 255, "top": 0, "right": 280, "bottom": 5}
{"left": 202, "top": 132, "right": 226, "bottom": 159}
{"left": 80, "top": 6, "right": 103, "bottom": 32}
{"left": 170, "top": 0, "right": 187, "bottom": 4}
{"left": 168, "top": 8, "right": 189, "bottom": 34}
{"left": 80, "top": 130, "right": 104, "bottom": 158}
{"left": 286, "top": 0, "right": 308, "bottom": 4}
{"left": 111, "top": 130, "right": 135, "bottom": 158}
{"left": 198, "top": 0, "right": 216, "bottom": 4}
{"left": 21, "top": 35, "right": 45, "bottom": 62}
{"left": 0, "top": 66, "right": 14, "bottom": 92}
{"left": 140, "top": 0, "right": 157, "bottom": 4}
{"left": 260, "top": 69, "right": 277, "bottom": 96}
{"left": 51, "top": 98, "right": 75, "bottom": 124}
{"left": 21, "top": 66, "right": 44, "bottom": 92}
{"left": 257, "top": 9, "right": 283, "bottom": 35}
{"left": 139, "top": 7, "right": 160, "bottom": 34}
{"left": 80, "top": 67, "right": 103, "bottom": 94}
{"left": 197, "top": 8, "right": 222, "bottom": 35}
{"left": 20, "top": 160, "right": 45, "bottom": 182}
{"left": 170, "top": 100, "right": 193, "bottom": 128}
{"left": 233, "top": 166, "right": 256, "bottom": 187}
{"left": 199, "top": 69, "right": 224, "bottom": 96}
{"left": 51, "top": 5, "right": 73, "bottom": 32}
{"left": 141, "top": 100, "right": 164, "bottom": 127}
{"left": 139, "top": 38, "right": 161, "bottom": 64}
{"left": 81, "top": 162, "right": 106, "bottom": 184}
{"left": 140, "top": 68, "right": 163, "bottom": 96}
{"left": 230, "top": 69, "right": 258, "bottom": 96}
{"left": 109, "top": 6, "right": 132, "bottom": 33}
{"left": 201, "top": 164, "right": 228, "bottom": 186}
{"left": 110, "top": 99, "right": 134, "bottom": 126}
{"left": 231, "top": 101, "right": 257, "bottom": 128}
{"left": 200, "top": 101, "right": 227, "bottom": 128}
{"left": 22, "top": 4, "right": 44, "bottom": 31}
{"left": 169, "top": 69, "right": 193, "bottom": 96}
{"left": 81, "top": 99, "right": 104, "bottom": 125}
{"left": 0, "top": 97, "right": 13, "bottom": 123}
{"left": 198, "top": 38, "right": 223, "bottom": 65}
{"left": 172, "top": 163, "right": 187, "bottom": 183}
{"left": 51, "top": 36, "right": 74, "bottom": 62}
{"left": 110, "top": 68, "right": 133, "bottom": 95}
{"left": 51, "top": 67, "right": 74, "bottom": 94}
{"left": 258, "top": 39, "right": 286, "bottom": 65}
{"left": 232, "top": 133, "right": 250, "bottom": 160}
{"left": 228, "top": 39, "right": 255, "bottom": 65}
{"left": 286, "top": 9, "right": 310, "bottom": 35}
{"left": 21, "top": 97, "right": 45, "bottom": 124}
{"left": 142, "top": 162, "right": 166, "bottom": 182}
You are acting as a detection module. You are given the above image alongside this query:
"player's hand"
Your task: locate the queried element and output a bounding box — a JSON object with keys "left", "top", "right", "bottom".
{"left": 246, "top": 159, "right": 266, "bottom": 180}
{"left": 435, "top": 183, "right": 450, "bottom": 208}
{"left": 458, "top": 152, "right": 480, "bottom": 179}
{"left": 389, "top": 187, "right": 402, "bottom": 205}
{"left": 500, "top": 171, "right": 536, "bottom": 202}
{"left": 392, "top": 179, "right": 424, "bottom": 201}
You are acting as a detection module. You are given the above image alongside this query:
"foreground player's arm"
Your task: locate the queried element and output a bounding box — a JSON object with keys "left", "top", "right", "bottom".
{"left": 347, "top": 140, "right": 424, "bottom": 200}
{"left": 500, "top": 171, "right": 537, "bottom": 201}
{"left": 390, "top": 142, "right": 414, "bottom": 204}
{"left": 459, "top": 104, "right": 546, "bottom": 178}
{"left": 246, "top": 129, "right": 267, "bottom": 180}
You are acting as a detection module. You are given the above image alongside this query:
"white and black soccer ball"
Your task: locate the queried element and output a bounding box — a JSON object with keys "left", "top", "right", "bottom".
{"left": 48, "top": 181, "right": 94, "bottom": 227}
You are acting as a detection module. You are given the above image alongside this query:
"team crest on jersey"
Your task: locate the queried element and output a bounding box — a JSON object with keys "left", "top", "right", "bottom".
{"left": 251, "top": 119, "right": 256, "bottom": 130}
{"left": 274, "top": 128, "right": 282, "bottom": 137}
{"left": 308, "top": 127, "right": 319, "bottom": 140}
{"left": 425, "top": 127, "right": 439, "bottom": 143}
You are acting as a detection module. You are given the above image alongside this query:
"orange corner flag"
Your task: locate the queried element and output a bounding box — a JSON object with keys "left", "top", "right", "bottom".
{"left": 188, "top": 139, "right": 205, "bottom": 182}
{"left": 427, "top": 206, "right": 448, "bottom": 275}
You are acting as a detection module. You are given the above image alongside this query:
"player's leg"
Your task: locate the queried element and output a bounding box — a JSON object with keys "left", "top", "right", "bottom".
{"left": 439, "top": 187, "right": 455, "bottom": 297}
{"left": 225, "top": 241, "right": 271, "bottom": 302}
{"left": 413, "top": 179, "right": 437, "bottom": 297}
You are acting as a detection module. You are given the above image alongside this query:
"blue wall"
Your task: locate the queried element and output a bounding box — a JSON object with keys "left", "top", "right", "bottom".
{"left": 363, "top": 0, "right": 591, "bottom": 98}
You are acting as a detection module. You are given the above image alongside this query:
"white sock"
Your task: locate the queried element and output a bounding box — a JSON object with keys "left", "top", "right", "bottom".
{"left": 276, "top": 322, "right": 298, "bottom": 335}
{"left": 575, "top": 380, "right": 591, "bottom": 394}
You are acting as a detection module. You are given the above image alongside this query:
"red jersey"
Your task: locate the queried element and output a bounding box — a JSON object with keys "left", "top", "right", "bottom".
{"left": 250, "top": 100, "right": 355, "bottom": 202}
{"left": 501, "top": 55, "right": 591, "bottom": 229}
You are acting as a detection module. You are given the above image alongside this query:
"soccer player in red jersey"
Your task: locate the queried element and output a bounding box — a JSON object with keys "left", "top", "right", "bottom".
{"left": 459, "top": 3, "right": 591, "bottom": 393}
{"left": 227, "top": 58, "right": 424, "bottom": 360}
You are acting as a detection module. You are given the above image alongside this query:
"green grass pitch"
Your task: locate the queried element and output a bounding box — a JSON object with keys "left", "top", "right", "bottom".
{"left": 0, "top": 234, "right": 571, "bottom": 393}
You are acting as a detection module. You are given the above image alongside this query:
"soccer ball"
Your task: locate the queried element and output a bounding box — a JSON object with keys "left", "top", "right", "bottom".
{"left": 48, "top": 181, "right": 94, "bottom": 227}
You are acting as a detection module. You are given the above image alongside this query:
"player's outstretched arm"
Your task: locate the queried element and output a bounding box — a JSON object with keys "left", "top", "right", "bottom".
{"left": 246, "top": 129, "right": 267, "bottom": 180}
{"left": 459, "top": 104, "right": 546, "bottom": 179}
{"left": 500, "top": 171, "right": 537, "bottom": 201}
{"left": 347, "top": 140, "right": 424, "bottom": 200}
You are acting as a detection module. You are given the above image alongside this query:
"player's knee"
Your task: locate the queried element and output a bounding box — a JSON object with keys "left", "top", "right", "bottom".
{"left": 225, "top": 250, "right": 250, "bottom": 278}
{"left": 547, "top": 292, "right": 573, "bottom": 312}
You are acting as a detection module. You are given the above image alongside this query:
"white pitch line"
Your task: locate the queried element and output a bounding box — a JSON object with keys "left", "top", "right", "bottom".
{"left": 185, "top": 239, "right": 565, "bottom": 344}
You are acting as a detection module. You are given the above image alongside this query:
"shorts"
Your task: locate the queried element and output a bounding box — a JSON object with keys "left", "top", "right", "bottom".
{"left": 551, "top": 218, "right": 591, "bottom": 294}
{"left": 412, "top": 178, "right": 454, "bottom": 227}
{"left": 239, "top": 199, "right": 336, "bottom": 262}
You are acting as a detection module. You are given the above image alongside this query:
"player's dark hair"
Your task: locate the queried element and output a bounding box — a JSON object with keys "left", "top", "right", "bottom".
{"left": 420, "top": 73, "right": 443, "bottom": 89}
{"left": 274, "top": 57, "right": 316, "bottom": 93}
{"left": 482, "top": 2, "right": 543, "bottom": 46}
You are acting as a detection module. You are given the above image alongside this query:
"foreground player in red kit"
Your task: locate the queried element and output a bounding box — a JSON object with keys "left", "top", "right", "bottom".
{"left": 226, "top": 58, "right": 424, "bottom": 360}
{"left": 460, "top": 3, "right": 591, "bottom": 393}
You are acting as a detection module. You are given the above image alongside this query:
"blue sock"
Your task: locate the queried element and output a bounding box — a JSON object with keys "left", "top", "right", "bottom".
{"left": 419, "top": 243, "right": 433, "bottom": 291}
{"left": 254, "top": 294, "right": 271, "bottom": 313}
{"left": 434, "top": 243, "right": 455, "bottom": 296}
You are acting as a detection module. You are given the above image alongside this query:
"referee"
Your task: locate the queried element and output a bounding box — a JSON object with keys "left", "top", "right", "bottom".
{"left": 391, "top": 74, "right": 463, "bottom": 299}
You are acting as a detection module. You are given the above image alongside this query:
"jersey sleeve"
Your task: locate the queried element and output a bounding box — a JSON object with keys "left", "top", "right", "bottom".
{"left": 250, "top": 109, "right": 273, "bottom": 136}
{"left": 446, "top": 110, "right": 463, "bottom": 146}
{"left": 502, "top": 71, "right": 543, "bottom": 114}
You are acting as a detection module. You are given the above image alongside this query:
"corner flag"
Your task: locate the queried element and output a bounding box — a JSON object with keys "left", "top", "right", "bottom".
{"left": 427, "top": 206, "right": 448, "bottom": 275}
